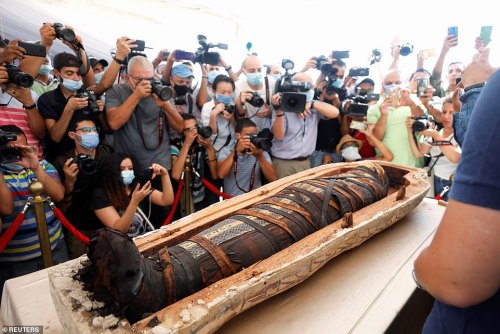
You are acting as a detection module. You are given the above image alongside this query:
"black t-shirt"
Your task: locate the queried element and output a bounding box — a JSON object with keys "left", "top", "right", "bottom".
{"left": 53, "top": 144, "right": 113, "bottom": 230}
{"left": 315, "top": 118, "right": 341, "bottom": 152}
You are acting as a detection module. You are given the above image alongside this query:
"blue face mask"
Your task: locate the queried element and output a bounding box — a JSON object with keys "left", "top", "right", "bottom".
{"left": 61, "top": 77, "right": 83, "bottom": 92}
{"left": 246, "top": 72, "right": 262, "bottom": 86}
{"left": 0, "top": 162, "right": 24, "bottom": 172}
{"left": 208, "top": 70, "right": 220, "bottom": 85}
{"left": 272, "top": 74, "right": 282, "bottom": 82}
{"left": 216, "top": 93, "right": 233, "bottom": 105}
{"left": 306, "top": 90, "right": 315, "bottom": 102}
{"left": 94, "top": 72, "right": 104, "bottom": 85}
{"left": 332, "top": 78, "right": 344, "bottom": 88}
{"left": 79, "top": 132, "right": 99, "bottom": 149}
{"left": 38, "top": 64, "right": 53, "bottom": 76}
{"left": 121, "top": 170, "right": 135, "bottom": 186}
{"left": 383, "top": 84, "right": 400, "bottom": 96}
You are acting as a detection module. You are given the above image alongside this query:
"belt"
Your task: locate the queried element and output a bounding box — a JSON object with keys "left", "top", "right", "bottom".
{"left": 318, "top": 149, "right": 335, "bottom": 154}
{"left": 290, "top": 156, "right": 310, "bottom": 161}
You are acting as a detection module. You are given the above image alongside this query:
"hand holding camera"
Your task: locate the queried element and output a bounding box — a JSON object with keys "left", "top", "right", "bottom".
{"left": 8, "top": 143, "right": 39, "bottom": 170}
{"left": 63, "top": 157, "right": 80, "bottom": 183}
{"left": 0, "top": 39, "right": 25, "bottom": 63}
{"left": 115, "top": 37, "right": 135, "bottom": 61}
{"left": 67, "top": 94, "right": 89, "bottom": 113}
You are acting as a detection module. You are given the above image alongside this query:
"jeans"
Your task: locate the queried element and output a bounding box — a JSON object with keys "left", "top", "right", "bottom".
{"left": 310, "top": 150, "right": 341, "bottom": 168}
{"left": 434, "top": 176, "right": 452, "bottom": 201}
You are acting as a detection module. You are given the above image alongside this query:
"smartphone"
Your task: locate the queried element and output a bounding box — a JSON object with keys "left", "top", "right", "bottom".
{"left": 139, "top": 168, "right": 154, "bottom": 187}
{"left": 480, "top": 25, "right": 493, "bottom": 44}
{"left": 417, "top": 78, "right": 429, "bottom": 97}
{"left": 131, "top": 39, "right": 145, "bottom": 52}
{"left": 175, "top": 50, "right": 195, "bottom": 62}
{"left": 447, "top": 26, "right": 458, "bottom": 37}
{"left": 348, "top": 68, "right": 370, "bottom": 77}
{"left": 332, "top": 50, "right": 350, "bottom": 59}
{"left": 389, "top": 88, "right": 400, "bottom": 107}
{"left": 18, "top": 41, "right": 46, "bottom": 57}
{"left": 162, "top": 51, "right": 170, "bottom": 61}
{"left": 350, "top": 120, "right": 368, "bottom": 131}
{"left": 365, "top": 93, "right": 380, "bottom": 101}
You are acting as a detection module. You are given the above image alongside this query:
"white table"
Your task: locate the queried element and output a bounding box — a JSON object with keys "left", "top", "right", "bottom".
{"left": 1, "top": 199, "right": 445, "bottom": 333}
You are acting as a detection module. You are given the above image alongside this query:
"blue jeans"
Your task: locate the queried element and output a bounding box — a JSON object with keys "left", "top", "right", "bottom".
{"left": 0, "top": 240, "right": 68, "bottom": 301}
{"left": 310, "top": 150, "right": 341, "bottom": 168}
{"left": 434, "top": 176, "right": 452, "bottom": 201}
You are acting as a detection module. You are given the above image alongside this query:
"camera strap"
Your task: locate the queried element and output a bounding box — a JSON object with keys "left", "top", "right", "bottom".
{"left": 265, "top": 76, "right": 270, "bottom": 106}
{"left": 431, "top": 140, "right": 452, "bottom": 146}
{"left": 233, "top": 155, "right": 257, "bottom": 193}
{"left": 187, "top": 94, "right": 193, "bottom": 115}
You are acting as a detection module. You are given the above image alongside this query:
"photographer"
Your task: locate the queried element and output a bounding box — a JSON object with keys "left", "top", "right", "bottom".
{"left": 406, "top": 98, "right": 461, "bottom": 201}
{"left": 217, "top": 118, "right": 276, "bottom": 197}
{"left": 166, "top": 63, "right": 201, "bottom": 124}
{"left": 234, "top": 55, "right": 275, "bottom": 132}
{"left": 271, "top": 72, "right": 339, "bottom": 179}
{"left": 0, "top": 125, "right": 66, "bottom": 299}
{"left": 52, "top": 114, "right": 113, "bottom": 259}
{"left": 170, "top": 114, "right": 218, "bottom": 213}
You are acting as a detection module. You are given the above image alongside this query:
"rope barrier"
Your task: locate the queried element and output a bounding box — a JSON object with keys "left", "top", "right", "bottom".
{"left": 162, "top": 179, "right": 184, "bottom": 226}
{"left": 201, "top": 178, "right": 232, "bottom": 199}
{"left": 51, "top": 205, "right": 90, "bottom": 245}
{"left": 0, "top": 202, "right": 29, "bottom": 253}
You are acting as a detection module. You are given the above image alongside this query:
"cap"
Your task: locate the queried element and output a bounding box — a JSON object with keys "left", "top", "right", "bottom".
{"left": 53, "top": 52, "right": 82, "bottom": 70}
{"left": 89, "top": 56, "right": 109, "bottom": 69}
{"left": 355, "top": 78, "right": 375, "bottom": 88}
{"left": 171, "top": 64, "right": 194, "bottom": 78}
{"left": 336, "top": 134, "right": 363, "bottom": 155}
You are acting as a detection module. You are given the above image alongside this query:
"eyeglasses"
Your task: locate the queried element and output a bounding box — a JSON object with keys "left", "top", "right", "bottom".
{"left": 128, "top": 74, "right": 153, "bottom": 83}
{"left": 75, "top": 127, "right": 98, "bottom": 133}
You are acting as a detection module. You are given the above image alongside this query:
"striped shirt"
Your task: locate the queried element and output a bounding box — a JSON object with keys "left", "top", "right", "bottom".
{"left": 0, "top": 161, "right": 64, "bottom": 262}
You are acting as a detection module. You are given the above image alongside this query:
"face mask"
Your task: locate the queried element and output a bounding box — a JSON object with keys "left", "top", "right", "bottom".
{"left": 341, "top": 146, "right": 361, "bottom": 161}
{"left": 306, "top": 90, "right": 315, "bottom": 102}
{"left": 246, "top": 72, "right": 262, "bottom": 86}
{"left": 78, "top": 132, "right": 99, "bottom": 149}
{"left": 94, "top": 72, "right": 104, "bottom": 85}
{"left": 0, "top": 162, "right": 24, "bottom": 172}
{"left": 121, "top": 170, "right": 135, "bottom": 186}
{"left": 272, "top": 74, "right": 282, "bottom": 82}
{"left": 61, "top": 77, "right": 83, "bottom": 92}
{"left": 332, "top": 78, "right": 344, "bottom": 88}
{"left": 216, "top": 93, "right": 233, "bottom": 105}
{"left": 174, "top": 84, "right": 190, "bottom": 96}
{"left": 38, "top": 64, "right": 53, "bottom": 76}
{"left": 383, "top": 84, "right": 400, "bottom": 96}
{"left": 208, "top": 71, "right": 220, "bottom": 84}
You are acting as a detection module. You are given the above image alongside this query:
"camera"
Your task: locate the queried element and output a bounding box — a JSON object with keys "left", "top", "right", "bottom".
{"left": 313, "top": 55, "right": 333, "bottom": 75}
{"left": 0, "top": 129, "right": 21, "bottom": 163}
{"left": 248, "top": 92, "right": 264, "bottom": 108}
{"left": 72, "top": 153, "right": 97, "bottom": 175}
{"left": 348, "top": 68, "right": 370, "bottom": 77}
{"left": 193, "top": 35, "right": 228, "bottom": 65}
{"left": 274, "top": 60, "right": 313, "bottom": 113}
{"left": 412, "top": 115, "right": 435, "bottom": 132}
{"left": 148, "top": 78, "right": 172, "bottom": 101}
{"left": 195, "top": 124, "right": 213, "bottom": 139}
{"left": 345, "top": 91, "right": 380, "bottom": 117}
{"left": 76, "top": 89, "right": 100, "bottom": 115}
{"left": 174, "top": 96, "right": 186, "bottom": 105}
{"left": 225, "top": 104, "right": 236, "bottom": 114}
{"left": 131, "top": 40, "right": 145, "bottom": 52}
{"left": 400, "top": 43, "right": 414, "bottom": 56}
{"left": 332, "top": 50, "right": 350, "bottom": 59}
{"left": 52, "top": 23, "right": 76, "bottom": 43}
{"left": 245, "top": 129, "right": 273, "bottom": 153}
{"left": 5, "top": 64, "right": 34, "bottom": 88}
{"left": 370, "top": 49, "right": 382, "bottom": 65}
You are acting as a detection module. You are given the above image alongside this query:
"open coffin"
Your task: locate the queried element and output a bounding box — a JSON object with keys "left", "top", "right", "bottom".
{"left": 48, "top": 161, "right": 429, "bottom": 333}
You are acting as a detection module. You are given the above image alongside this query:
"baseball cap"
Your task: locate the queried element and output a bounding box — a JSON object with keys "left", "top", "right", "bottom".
{"left": 53, "top": 52, "right": 82, "bottom": 70}
{"left": 89, "top": 56, "right": 109, "bottom": 68}
{"left": 171, "top": 64, "right": 194, "bottom": 78}
{"left": 355, "top": 78, "right": 376, "bottom": 88}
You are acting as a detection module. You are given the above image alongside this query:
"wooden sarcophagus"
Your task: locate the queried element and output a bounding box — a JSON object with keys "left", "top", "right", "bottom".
{"left": 48, "top": 161, "right": 429, "bottom": 333}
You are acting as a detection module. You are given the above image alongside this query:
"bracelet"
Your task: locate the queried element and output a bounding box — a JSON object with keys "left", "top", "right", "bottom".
{"left": 113, "top": 57, "right": 126, "bottom": 65}
{"left": 225, "top": 65, "right": 232, "bottom": 72}
{"left": 276, "top": 113, "right": 284, "bottom": 117}
{"left": 208, "top": 159, "right": 216, "bottom": 162}
{"left": 412, "top": 269, "right": 424, "bottom": 290}
{"left": 23, "top": 103, "right": 36, "bottom": 110}
{"left": 202, "top": 76, "right": 208, "bottom": 79}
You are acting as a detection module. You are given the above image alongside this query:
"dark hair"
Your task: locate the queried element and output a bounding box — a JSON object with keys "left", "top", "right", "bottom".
{"left": 332, "top": 60, "right": 346, "bottom": 68}
{"left": 68, "top": 112, "right": 96, "bottom": 133}
{"left": 235, "top": 118, "right": 257, "bottom": 133}
{"left": 181, "top": 114, "right": 197, "bottom": 122}
{"left": 409, "top": 68, "right": 432, "bottom": 82}
{"left": 212, "top": 74, "right": 235, "bottom": 91}
{"left": 0, "top": 124, "right": 25, "bottom": 136}
{"left": 100, "top": 152, "right": 139, "bottom": 211}
{"left": 448, "top": 61, "right": 464, "bottom": 69}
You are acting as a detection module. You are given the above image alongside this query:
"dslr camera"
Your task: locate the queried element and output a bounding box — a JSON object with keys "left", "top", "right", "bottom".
{"left": 149, "top": 78, "right": 171, "bottom": 101}
{"left": 72, "top": 153, "right": 97, "bottom": 175}
{"left": 248, "top": 92, "right": 264, "bottom": 108}
{"left": 411, "top": 115, "right": 435, "bottom": 132}
{"left": 0, "top": 129, "right": 21, "bottom": 163}
{"left": 5, "top": 64, "right": 34, "bottom": 88}
{"left": 225, "top": 104, "right": 236, "bottom": 114}
{"left": 399, "top": 43, "right": 414, "bottom": 56}
{"left": 345, "top": 90, "right": 380, "bottom": 117}
{"left": 195, "top": 124, "right": 213, "bottom": 139}
{"left": 52, "top": 23, "right": 76, "bottom": 43}
{"left": 76, "top": 89, "right": 100, "bottom": 115}
{"left": 274, "top": 59, "right": 313, "bottom": 113}
{"left": 173, "top": 96, "right": 186, "bottom": 105}
{"left": 244, "top": 128, "right": 273, "bottom": 153}
{"left": 193, "top": 35, "right": 228, "bottom": 65}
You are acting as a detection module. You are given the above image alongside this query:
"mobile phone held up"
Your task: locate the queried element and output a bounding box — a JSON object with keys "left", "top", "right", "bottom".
{"left": 447, "top": 26, "right": 458, "bottom": 38}
{"left": 175, "top": 50, "right": 195, "bottom": 62}
{"left": 480, "top": 25, "right": 493, "bottom": 45}
{"left": 18, "top": 41, "right": 46, "bottom": 57}
{"left": 417, "top": 78, "right": 429, "bottom": 97}
{"left": 139, "top": 168, "right": 154, "bottom": 187}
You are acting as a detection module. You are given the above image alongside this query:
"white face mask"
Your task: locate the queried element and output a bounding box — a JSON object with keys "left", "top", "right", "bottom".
{"left": 341, "top": 146, "right": 361, "bottom": 161}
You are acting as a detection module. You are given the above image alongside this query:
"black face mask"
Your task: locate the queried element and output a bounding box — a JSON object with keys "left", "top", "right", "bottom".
{"left": 174, "top": 84, "right": 189, "bottom": 96}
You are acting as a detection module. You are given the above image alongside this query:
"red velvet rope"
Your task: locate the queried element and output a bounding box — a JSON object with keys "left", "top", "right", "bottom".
{"left": 201, "top": 178, "right": 232, "bottom": 200}
{"left": 52, "top": 207, "right": 90, "bottom": 245}
{"left": 0, "top": 212, "right": 26, "bottom": 253}
{"left": 162, "top": 179, "right": 184, "bottom": 226}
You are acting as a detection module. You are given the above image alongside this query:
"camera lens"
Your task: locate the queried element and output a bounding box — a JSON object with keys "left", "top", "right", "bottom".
{"left": 249, "top": 92, "right": 264, "bottom": 108}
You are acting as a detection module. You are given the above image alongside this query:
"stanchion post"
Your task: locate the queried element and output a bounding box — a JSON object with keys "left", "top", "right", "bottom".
{"left": 184, "top": 157, "right": 193, "bottom": 216}
{"left": 28, "top": 180, "right": 53, "bottom": 268}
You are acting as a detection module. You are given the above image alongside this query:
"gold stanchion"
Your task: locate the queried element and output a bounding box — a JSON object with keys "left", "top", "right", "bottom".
{"left": 183, "top": 157, "right": 193, "bottom": 216}
{"left": 28, "top": 180, "right": 53, "bottom": 268}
